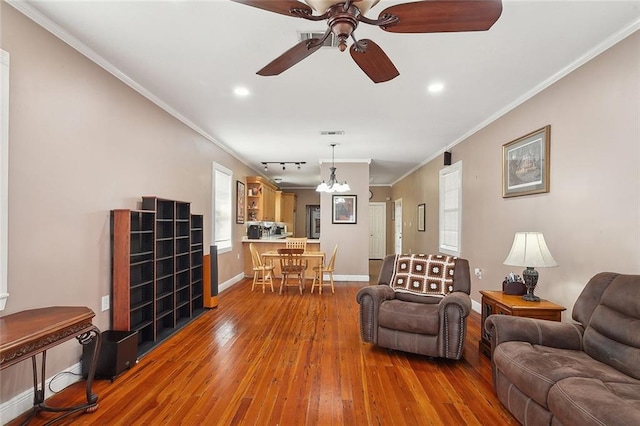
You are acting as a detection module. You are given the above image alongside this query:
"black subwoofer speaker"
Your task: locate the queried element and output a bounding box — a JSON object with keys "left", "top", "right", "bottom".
{"left": 82, "top": 330, "right": 138, "bottom": 381}
{"left": 204, "top": 245, "right": 219, "bottom": 308}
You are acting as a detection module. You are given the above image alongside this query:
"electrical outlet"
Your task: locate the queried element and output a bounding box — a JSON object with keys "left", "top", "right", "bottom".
{"left": 474, "top": 268, "right": 483, "bottom": 280}
{"left": 101, "top": 295, "right": 110, "bottom": 311}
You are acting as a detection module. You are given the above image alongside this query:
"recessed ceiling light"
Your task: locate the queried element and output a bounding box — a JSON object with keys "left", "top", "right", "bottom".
{"left": 234, "top": 86, "right": 250, "bottom": 97}
{"left": 427, "top": 82, "right": 445, "bottom": 94}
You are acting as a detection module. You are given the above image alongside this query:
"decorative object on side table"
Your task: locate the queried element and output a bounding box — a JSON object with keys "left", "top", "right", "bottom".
{"left": 502, "top": 272, "right": 526, "bottom": 295}
{"left": 503, "top": 232, "right": 558, "bottom": 302}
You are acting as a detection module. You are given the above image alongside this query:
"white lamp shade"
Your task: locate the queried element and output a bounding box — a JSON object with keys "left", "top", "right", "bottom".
{"left": 503, "top": 232, "right": 558, "bottom": 268}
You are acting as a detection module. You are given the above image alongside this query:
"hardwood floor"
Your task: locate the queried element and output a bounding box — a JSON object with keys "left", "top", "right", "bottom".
{"left": 11, "top": 274, "right": 517, "bottom": 425}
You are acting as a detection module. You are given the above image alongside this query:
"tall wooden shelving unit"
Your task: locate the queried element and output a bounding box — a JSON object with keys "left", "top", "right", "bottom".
{"left": 111, "top": 196, "right": 205, "bottom": 355}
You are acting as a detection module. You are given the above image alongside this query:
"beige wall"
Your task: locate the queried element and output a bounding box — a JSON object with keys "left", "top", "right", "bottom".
{"left": 1, "top": 2, "right": 256, "bottom": 402}
{"left": 319, "top": 161, "right": 370, "bottom": 279}
{"left": 392, "top": 30, "right": 640, "bottom": 314}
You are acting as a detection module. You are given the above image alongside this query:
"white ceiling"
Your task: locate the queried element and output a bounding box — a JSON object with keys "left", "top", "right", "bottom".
{"left": 11, "top": 0, "right": 640, "bottom": 188}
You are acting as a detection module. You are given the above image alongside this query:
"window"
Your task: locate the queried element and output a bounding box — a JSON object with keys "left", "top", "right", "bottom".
{"left": 212, "top": 162, "right": 232, "bottom": 253}
{"left": 439, "top": 161, "right": 462, "bottom": 256}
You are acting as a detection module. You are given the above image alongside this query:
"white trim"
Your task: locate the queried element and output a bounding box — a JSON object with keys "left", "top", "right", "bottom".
{"left": 333, "top": 274, "right": 370, "bottom": 282}
{"left": 211, "top": 162, "right": 233, "bottom": 253}
{"left": 218, "top": 272, "right": 245, "bottom": 293}
{"left": 439, "top": 161, "right": 462, "bottom": 257}
{"left": 472, "top": 299, "right": 481, "bottom": 314}
{"left": 0, "top": 362, "right": 82, "bottom": 424}
{"left": 0, "top": 49, "right": 9, "bottom": 311}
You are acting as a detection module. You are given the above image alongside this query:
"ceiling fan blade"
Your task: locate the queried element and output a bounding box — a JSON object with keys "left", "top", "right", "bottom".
{"left": 230, "top": 0, "right": 312, "bottom": 17}
{"left": 257, "top": 39, "right": 323, "bottom": 76}
{"left": 379, "top": 0, "right": 503, "bottom": 33}
{"left": 349, "top": 39, "right": 399, "bottom": 84}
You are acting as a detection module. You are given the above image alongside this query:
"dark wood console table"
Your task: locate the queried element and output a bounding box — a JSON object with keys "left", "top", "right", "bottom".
{"left": 0, "top": 306, "right": 101, "bottom": 424}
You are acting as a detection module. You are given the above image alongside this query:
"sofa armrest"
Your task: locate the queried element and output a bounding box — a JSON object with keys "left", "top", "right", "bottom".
{"left": 356, "top": 285, "right": 396, "bottom": 343}
{"left": 486, "top": 315, "right": 585, "bottom": 356}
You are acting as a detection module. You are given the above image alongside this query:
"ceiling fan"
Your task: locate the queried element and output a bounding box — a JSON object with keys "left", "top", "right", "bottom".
{"left": 231, "top": 0, "right": 503, "bottom": 83}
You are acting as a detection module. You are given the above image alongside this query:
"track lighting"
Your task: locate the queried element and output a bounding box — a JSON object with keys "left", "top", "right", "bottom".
{"left": 261, "top": 161, "right": 306, "bottom": 171}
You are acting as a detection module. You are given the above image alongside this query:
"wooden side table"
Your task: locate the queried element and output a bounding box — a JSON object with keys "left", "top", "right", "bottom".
{"left": 0, "top": 306, "right": 101, "bottom": 423}
{"left": 479, "top": 290, "right": 566, "bottom": 358}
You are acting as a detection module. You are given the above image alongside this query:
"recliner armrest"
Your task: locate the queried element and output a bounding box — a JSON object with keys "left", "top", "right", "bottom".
{"left": 438, "top": 291, "right": 472, "bottom": 317}
{"left": 356, "top": 285, "right": 396, "bottom": 343}
{"left": 486, "top": 315, "right": 584, "bottom": 356}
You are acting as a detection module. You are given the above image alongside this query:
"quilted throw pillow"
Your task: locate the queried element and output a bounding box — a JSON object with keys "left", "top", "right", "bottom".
{"left": 389, "top": 254, "right": 457, "bottom": 297}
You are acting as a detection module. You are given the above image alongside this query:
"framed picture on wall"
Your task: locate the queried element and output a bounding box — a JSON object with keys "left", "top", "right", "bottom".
{"left": 502, "top": 125, "right": 551, "bottom": 198}
{"left": 417, "top": 203, "right": 426, "bottom": 232}
{"left": 236, "top": 180, "right": 245, "bottom": 224}
{"left": 332, "top": 195, "right": 357, "bottom": 224}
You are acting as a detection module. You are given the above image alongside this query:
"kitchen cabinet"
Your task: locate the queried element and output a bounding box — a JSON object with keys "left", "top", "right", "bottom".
{"left": 276, "top": 191, "right": 297, "bottom": 234}
{"left": 246, "top": 176, "right": 277, "bottom": 221}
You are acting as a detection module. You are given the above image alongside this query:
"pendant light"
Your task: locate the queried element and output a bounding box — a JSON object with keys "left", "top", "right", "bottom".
{"left": 316, "top": 144, "right": 350, "bottom": 193}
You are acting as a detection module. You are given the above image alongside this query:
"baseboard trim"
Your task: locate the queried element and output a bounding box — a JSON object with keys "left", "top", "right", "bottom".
{"left": 219, "top": 272, "right": 245, "bottom": 293}
{"left": 472, "top": 299, "right": 481, "bottom": 314}
{"left": 0, "top": 362, "right": 83, "bottom": 424}
{"left": 333, "top": 274, "right": 370, "bottom": 282}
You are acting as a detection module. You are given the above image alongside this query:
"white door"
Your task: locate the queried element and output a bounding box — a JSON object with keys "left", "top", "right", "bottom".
{"left": 368, "top": 203, "right": 386, "bottom": 259}
{"left": 394, "top": 199, "right": 403, "bottom": 255}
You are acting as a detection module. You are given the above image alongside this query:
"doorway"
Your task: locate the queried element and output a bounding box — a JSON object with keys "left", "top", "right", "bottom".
{"left": 306, "top": 205, "right": 320, "bottom": 239}
{"left": 368, "top": 202, "right": 386, "bottom": 259}
{"left": 394, "top": 199, "right": 403, "bottom": 255}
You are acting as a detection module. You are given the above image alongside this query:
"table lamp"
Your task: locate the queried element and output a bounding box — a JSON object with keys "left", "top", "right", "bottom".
{"left": 503, "top": 232, "right": 558, "bottom": 302}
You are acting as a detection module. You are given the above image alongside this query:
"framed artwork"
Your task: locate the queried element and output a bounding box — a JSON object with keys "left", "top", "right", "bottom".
{"left": 332, "top": 195, "right": 357, "bottom": 224}
{"left": 502, "top": 125, "right": 550, "bottom": 198}
{"left": 417, "top": 203, "right": 426, "bottom": 232}
{"left": 236, "top": 180, "right": 245, "bottom": 224}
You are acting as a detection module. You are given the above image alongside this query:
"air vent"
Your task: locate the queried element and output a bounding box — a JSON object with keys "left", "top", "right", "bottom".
{"left": 320, "top": 130, "right": 345, "bottom": 136}
{"left": 298, "top": 31, "right": 339, "bottom": 48}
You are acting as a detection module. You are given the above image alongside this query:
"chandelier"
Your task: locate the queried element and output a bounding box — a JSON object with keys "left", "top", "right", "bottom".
{"left": 316, "top": 144, "right": 351, "bottom": 193}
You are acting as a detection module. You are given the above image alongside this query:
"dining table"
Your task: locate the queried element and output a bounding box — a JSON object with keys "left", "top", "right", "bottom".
{"left": 260, "top": 250, "right": 326, "bottom": 290}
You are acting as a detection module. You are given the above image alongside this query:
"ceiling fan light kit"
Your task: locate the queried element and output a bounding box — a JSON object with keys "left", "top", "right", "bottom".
{"left": 231, "top": 0, "right": 503, "bottom": 83}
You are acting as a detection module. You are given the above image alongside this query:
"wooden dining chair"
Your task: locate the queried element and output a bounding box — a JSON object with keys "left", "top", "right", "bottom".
{"left": 277, "top": 248, "right": 306, "bottom": 295}
{"left": 285, "top": 237, "right": 307, "bottom": 251}
{"left": 311, "top": 245, "right": 338, "bottom": 294}
{"left": 249, "top": 243, "right": 274, "bottom": 293}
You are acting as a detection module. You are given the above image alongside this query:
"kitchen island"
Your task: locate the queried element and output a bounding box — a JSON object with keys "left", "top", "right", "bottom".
{"left": 242, "top": 237, "right": 321, "bottom": 279}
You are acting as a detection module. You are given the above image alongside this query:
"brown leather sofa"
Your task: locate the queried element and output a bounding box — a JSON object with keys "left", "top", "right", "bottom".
{"left": 356, "top": 255, "right": 471, "bottom": 359}
{"left": 486, "top": 272, "right": 640, "bottom": 425}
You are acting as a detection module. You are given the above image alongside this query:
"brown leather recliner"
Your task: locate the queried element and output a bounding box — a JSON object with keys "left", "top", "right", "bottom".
{"left": 356, "top": 255, "right": 472, "bottom": 359}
